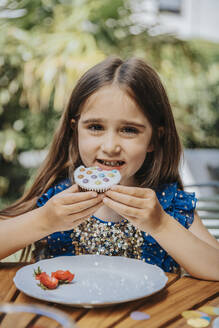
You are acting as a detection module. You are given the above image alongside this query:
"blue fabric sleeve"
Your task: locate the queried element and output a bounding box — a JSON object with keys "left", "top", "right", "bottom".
{"left": 145, "top": 183, "right": 197, "bottom": 245}
{"left": 141, "top": 183, "right": 197, "bottom": 272}
{"left": 156, "top": 182, "right": 197, "bottom": 229}
{"left": 37, "top": 179, "right": 71, "bottom": 207}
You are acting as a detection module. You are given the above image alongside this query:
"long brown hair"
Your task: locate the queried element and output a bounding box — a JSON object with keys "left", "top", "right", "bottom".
{"left": 0, "top": 56, "right": 183, "bottom": 220}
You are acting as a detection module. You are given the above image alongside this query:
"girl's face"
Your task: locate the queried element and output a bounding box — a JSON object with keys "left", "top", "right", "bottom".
{"left": 77, "top": 85, "right": 153, "bottom": 186}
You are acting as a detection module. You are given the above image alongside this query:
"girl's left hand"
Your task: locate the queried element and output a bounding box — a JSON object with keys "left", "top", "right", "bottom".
{"left": 103, "top": 185, "right": 167, "bottom": 234}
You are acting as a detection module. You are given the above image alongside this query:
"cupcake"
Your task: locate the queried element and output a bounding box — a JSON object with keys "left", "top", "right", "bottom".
{"left": 73, "top": 165, "right": 121, "bottom": 193}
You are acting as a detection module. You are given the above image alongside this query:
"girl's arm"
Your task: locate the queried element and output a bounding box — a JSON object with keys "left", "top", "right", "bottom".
{"left": 104, "top": 185, "right": 219, "bottom": 281}
{"left": 189, "top": 211, "right": 219, "bottom": 249}
{"left": 0, "top": 208, "right": 54, "bottom": 260}
{"left": 0, "top": 185, "right": 103, "bottom": 260}
{"left": 151, "top": 211, "right": 219, "bottom": 280}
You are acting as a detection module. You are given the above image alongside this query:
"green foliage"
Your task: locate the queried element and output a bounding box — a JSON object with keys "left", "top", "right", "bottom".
{"left": 0, "top": 0, "right": 219, "bottom": 208}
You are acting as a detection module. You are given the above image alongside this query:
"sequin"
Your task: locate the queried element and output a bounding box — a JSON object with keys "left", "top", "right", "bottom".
{"left": 70, "top": 217, "right": 144, "bottom": 259}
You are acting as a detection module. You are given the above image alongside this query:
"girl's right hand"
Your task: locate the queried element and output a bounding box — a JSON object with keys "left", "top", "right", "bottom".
{"left": 39, "top": 184, "right": 103, "bottom": 233}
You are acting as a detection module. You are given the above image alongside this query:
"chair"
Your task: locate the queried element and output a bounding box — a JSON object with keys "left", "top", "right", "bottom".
{"left": 184, "top": 182, "right": 219, "bottom": 241}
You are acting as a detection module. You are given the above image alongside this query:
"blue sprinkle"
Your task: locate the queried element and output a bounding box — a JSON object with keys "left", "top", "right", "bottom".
{"left": 201, "top": 316, "right": 211, "bottom": 321}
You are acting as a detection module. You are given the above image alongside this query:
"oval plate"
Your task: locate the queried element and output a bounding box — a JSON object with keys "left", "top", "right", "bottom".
{"left": 13, "top": 255, "right": 168, "bottom": 308}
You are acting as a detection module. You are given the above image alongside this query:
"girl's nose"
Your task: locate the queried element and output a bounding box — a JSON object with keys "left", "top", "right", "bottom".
{"left": 101, "top": 134, "right": 121, "bottom": 155}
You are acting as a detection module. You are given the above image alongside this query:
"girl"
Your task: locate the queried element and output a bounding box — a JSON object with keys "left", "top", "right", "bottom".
{"left": 0, "top": 57, "right": 219, "bottom": 280}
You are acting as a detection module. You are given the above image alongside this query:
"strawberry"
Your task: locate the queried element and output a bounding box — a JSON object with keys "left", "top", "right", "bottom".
{"left": 33, "top": 267, "right": 75, "bottom": 290}
{"left": 51, "top": 270, "right": 75, "bottom": 283}
{"left": 38, "top": 272, "right": 58, "bottom": 290}
{"left": 33, "top": 266, "right": 45, "bottom": 280}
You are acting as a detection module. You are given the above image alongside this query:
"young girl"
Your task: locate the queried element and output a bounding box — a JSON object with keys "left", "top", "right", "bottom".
{"left": 0, "top": 57, "right": 218, "bottom": 280}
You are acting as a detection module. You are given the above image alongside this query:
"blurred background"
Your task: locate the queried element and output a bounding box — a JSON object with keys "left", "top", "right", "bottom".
{"left": 0, "top": 0, "right": 219, "bottom": 209}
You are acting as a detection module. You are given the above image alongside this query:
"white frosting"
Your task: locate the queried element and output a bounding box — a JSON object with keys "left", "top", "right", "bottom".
{"left": 74, "top": 165, "right": 121, "bottom": 192}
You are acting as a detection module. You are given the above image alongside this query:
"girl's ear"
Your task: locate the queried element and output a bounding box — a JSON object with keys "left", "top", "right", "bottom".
{"left": 70, "top": 118, "right": 76, "bottom": 129}
{"left": 147, "top": 142, "right": 154, "bottom": 153}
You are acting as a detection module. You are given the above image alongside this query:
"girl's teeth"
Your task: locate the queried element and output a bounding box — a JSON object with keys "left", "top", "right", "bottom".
{"left": 101, "top": 160, "right": 123, "bottom": 166}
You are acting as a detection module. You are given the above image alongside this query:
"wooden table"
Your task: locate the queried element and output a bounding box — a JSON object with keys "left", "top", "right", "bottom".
{"left": 0, "top": 263, "right": 219, "bottom": 327}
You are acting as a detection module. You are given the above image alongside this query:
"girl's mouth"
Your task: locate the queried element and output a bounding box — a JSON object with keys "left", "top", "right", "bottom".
{"left": 96, "top": 159, "right": 125, "bottom": 170}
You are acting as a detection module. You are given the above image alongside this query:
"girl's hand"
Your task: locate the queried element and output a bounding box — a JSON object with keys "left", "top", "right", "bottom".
{"left": 103, "top": 185, "right": 167, "bottom": 235}
{"left": 39, "top": 184, "right": 103, "bottom": 233}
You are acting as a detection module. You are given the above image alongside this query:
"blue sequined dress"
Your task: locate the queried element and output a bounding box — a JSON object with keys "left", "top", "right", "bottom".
{"left": 32, "top": 179, "right": 196, "bottom": 273}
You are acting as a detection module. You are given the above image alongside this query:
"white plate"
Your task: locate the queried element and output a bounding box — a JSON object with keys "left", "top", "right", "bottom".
{"left": 13, "top": 255, "right": 168, "bottom": 308}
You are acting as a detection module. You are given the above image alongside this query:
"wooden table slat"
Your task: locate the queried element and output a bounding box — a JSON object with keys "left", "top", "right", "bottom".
{"left": 0, "top": 264, "right": 25, "bottom": 302}
{"left": 14, "top": 293, "right": 87, "bottom": 320}
{"left": 0, "top": 312, "right": 39, "bottom": 328}
{"left": 29, "top": 315, "right": 62, "bottom": 328}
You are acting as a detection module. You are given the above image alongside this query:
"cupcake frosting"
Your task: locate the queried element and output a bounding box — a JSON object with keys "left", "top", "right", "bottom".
{"left": 74, "top": 165, "right": 121, "bottom": 192}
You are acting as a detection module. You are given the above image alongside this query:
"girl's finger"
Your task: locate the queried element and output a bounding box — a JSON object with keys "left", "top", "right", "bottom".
{"left": 53, "top": 184, "right": 79, "bottom": 202}
{"left": 60, "top": 190, "right": 98, "bottom": 205}
{"left": 68, "top": 202, "right": 103, "bottom": 220}
{"left": 103, "top": 197, "right": 142, "bottom": 218}
{"left": 110, "top": 185, "right": 154, "bottom": 199}
{"left": 64, "top": 184, "right": 79, "bottom": 193}
{"left": 66, "top": 196, "right": 103, "bottom": 214}
{"left": 105, "top": 190, "right": 146, "bottom": 209}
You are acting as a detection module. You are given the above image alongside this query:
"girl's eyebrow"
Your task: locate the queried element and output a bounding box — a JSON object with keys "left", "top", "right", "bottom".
{"left": 81, "top": 118, "right": 146, "bottom": 128}
{"left": 81, "top": 118, "right": 103, "bottom": 124}
{"left": 120, "top": 120, "right": 146, "bottom": 128}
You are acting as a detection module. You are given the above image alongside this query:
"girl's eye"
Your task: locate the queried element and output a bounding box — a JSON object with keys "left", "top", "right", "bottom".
{"left": 121, "top": 126, "right": 139, "bottom": 135}
{"left": 87, "top": 124, "right": 103, "bottom": 132}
